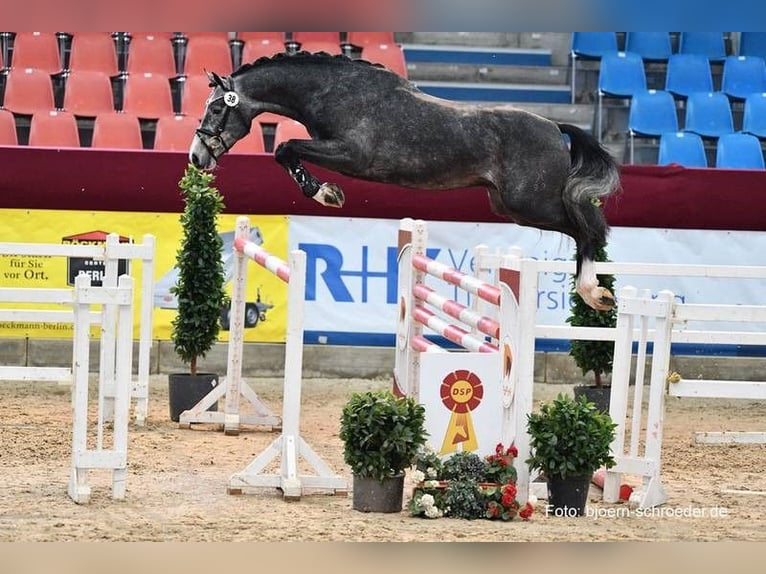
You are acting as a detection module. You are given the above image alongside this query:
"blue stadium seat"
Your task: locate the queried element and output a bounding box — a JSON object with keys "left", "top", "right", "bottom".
{"left": 738, "top": 32, "right": 766, "bottom": 60}
{"left": 678, "top": 32, "right": 727, "bottom": 62}
{"left": 627, "top": 89, "right": 679, "bottom": 163}
{"left": 742, "top": 92, "right": 766, "bottom": 138}
{"left": 684, "top": 92, "right": 734, "bottom": 138}
{"left": 715, "top": 132, "right": 765, "bottom": 169}
{"left": 569, "top": 32, "right": 618, "bottom": 104}
{"left": 596, "top": 51, "right": 647, "bottom": 141}
{"left": 624, "top": 32, "right": 672, "bottom": 62}
{"left": 658, "top": 131, "right": 708, "bottom": 168}
{"left": 721, "top": 55, "right": 766, "bottom": 101}
{"left": 664, "top": 53, "right": 713, "bottom": 100}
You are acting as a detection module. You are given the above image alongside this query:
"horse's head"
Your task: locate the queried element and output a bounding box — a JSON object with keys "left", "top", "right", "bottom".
{"left": 189, "top": 71, "right": 253, "bottom": 169}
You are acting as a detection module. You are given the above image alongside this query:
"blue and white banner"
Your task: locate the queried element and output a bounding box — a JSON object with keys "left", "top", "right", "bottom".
{"left": 290, "top": 216, "right": 766, "bottom": 353}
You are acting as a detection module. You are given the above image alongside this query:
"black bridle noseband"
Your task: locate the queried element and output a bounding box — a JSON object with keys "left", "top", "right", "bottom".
{"left": 195, "top": 76, "right": 250, "bottom": 159}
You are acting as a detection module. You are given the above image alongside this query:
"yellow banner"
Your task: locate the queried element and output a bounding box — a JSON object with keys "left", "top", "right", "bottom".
{"left": 0, "top": 209, "right": 289, "bottom": 342}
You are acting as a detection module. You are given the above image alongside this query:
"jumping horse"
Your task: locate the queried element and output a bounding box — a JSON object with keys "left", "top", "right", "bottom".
{"left": 189, "top": 52, "right": 620, "bottom": 310}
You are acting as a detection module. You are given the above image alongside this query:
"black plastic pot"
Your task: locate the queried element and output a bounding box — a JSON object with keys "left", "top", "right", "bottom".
{"left": 573, "top": 384, "right": 611, "bottom": 413}
{"left": 167, "top": 372, "right": 219, "bottom": 422}
{"left": 352, "top": 474, "right": 405, "bottom": 513}
{"left": 547, "top": 474, "right": 591, "bottom": 517}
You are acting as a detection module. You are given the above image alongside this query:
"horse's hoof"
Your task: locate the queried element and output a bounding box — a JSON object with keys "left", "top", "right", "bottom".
{"left": 314, "top": 183, "right": 345, "bottom": 208}
{"left": 596, "top": 288, "right": 616, "bottom": 311}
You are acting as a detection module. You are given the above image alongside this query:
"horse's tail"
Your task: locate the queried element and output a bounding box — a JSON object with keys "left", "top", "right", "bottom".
{"left": 556, "top": 123, "right": 621, "bottom": 268}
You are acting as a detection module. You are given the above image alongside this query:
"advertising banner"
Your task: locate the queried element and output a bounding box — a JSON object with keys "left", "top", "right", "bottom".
{"left": 0, "top": 209, "right": 289, "bottom": 342}
{"left": 291, "top": 216, "right": 766, "bottom": 349}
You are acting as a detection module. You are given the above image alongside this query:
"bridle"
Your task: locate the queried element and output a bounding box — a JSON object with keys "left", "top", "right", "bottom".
{"left": 194, "top": 76, "right": 250, "bottom": 159}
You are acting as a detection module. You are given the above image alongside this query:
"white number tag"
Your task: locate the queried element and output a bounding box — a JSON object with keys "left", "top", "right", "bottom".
{"left": 224, "top": 91, "right": 240, "bottom": 107}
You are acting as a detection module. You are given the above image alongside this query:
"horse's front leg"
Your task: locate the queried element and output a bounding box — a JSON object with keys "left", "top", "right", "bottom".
{"left": 274, "top": 139, "right": 348, "bottom": 208}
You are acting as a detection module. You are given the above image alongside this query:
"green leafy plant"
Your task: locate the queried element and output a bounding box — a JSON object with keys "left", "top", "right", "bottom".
{"left": 339, "top": 390, "right": 428, "bottom": 480}
{"left": 566, "top": 242, "right": 617, "bottom": 387}
{"left": 170, "top": 164, "right": 226, "bottom": 376}
{"left": 441, "top": 451, "right": 487, "bottom": 482}
{"left": 408, "top": 442, "right": 534, "bottom": 521}
{"left": 526, "top": 393, "right": 617, "bottom": 480}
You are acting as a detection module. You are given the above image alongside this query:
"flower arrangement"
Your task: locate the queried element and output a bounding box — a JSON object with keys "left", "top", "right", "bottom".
{"left": 408, "top": 443, "right": 534, "bottom": 521}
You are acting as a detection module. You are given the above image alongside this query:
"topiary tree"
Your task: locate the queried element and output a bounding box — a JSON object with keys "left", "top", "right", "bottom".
{"left": 170, "top": 164, "right": 226, "bottom": 376}
{"left": 566, "top": 241, "right": 617, "bottom": 387}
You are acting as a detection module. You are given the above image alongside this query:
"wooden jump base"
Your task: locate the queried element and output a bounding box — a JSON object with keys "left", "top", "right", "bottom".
{"left": 0, "top": 234, "right": 155, "bottom": 426}
{"left": 69, "top": 273, "right": 135, "bottom": 503}
{"left": 221, "top": 216, "right": 347, "bottom": 500}
{"left": 605, "top": 286, "right": 766, "bottom": 509}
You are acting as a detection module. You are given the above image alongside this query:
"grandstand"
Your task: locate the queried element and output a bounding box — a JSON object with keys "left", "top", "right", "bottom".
{"left": 0, "top": 31, "right": 763, "bottom": 168}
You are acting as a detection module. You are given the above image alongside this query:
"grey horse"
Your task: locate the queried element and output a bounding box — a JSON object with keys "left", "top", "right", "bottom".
{"left": 189, "top": 52, "right": 620, "bottom": 310}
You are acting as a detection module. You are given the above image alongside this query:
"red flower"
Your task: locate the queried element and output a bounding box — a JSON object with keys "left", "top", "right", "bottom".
{"left": 501, "top": 483, "right": 517, "bottom": 499}
{"left": 506, "top": 444, "right": 518, "bottom": 457}
{"left": 501, "top": 493, "right": 515, "bottom": 507}
{"left": 495, "top": 443, "right": 504, "bottom": 456}
{"left": 519, "top": 502, "right": 534, "bottom": 520}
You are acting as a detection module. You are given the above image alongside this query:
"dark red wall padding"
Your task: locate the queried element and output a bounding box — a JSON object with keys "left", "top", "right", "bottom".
{"left": 1, "top": 147, "right": 764, "bottom": 232}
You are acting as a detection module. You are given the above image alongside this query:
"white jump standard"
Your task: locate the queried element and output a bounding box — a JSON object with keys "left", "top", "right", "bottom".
{"left": 225, "top": 216, "right": 347, "bottom": 500}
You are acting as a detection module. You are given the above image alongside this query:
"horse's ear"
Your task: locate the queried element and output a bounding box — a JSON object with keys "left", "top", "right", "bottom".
{"left": 206, "top": 70, "right": 223, "bottom": 88}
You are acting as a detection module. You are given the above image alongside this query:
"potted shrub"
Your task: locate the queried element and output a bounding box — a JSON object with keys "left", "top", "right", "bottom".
{"left": 567, "top": 241, "right": 617, "bottom": 412}
{"left": 167, "top": 164, "right": 227, "bottom": 422}
{"left": 339, "top": 389, "right": 427, "bottom": 512}
{"left": 526, "top": 393, "right": 617, "bottom": 516}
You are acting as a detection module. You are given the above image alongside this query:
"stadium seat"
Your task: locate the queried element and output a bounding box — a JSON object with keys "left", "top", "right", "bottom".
{"left": 684, "top": 91, "right": 734, "bottom": 138}
{"left": 121, "top": 72, "right": 174, "bottom": 119}
{"left": 624, "top": 32, "right": 672, "bottom": 62}
{"left": 596, "top": 51, "right": 647, "bottom": 141}
{"left": 657, "top": 131, "right": 708, "bottom": 168}
{"left": 715, "top": 132, "right": 765, "bottom": 169}
{"left": 27, "top": 110, "right": 80, "bottom": 147}
{"left": 62, "top": 70, "right": 115, "bottom": 117}
{"left": 569, "top": 32, "right": 618, "bottom": 104}
{"left": 738, "top": 32, "right": 766, "bottom": 60}
{"left": 182, "top": 36, "right": 233, "bottom": 76}
{"left": 67, "top": 32, "right": 119, "bottom": 75}
{"left": 2, "top": 67, "right": 55, "bottom": 115}
{"left": 241, "top": 38, "right": 285, "bottom": 63}
{"left": 345, "top": 32, "right": 396, "bottom": 49}
{"left": 678, "top": 32, "right": 727, "bottom": 61}
{"left": 229, "top": 122, "right": 266, "bottom": 154}
{"left": 9, "top": 32, "right": 62, "bottom": 74}
{"left": 272, "top": 118, "right": 311, "bottom": 148}
{"left": 126, "top": 35, "right": 177, "bottom": 77}
{"left": 721, "top": 55, "right": 766, "bottom": 101}
{"left": 91, "top": 112, "right": 143, "bottom": 149}
{"left": 293, "top": 41, "right": 342, "bottom": 55}
{"left": 742, "top": 92, "right": 766, "bottom": 139}
{"left": 627, "top": 89, "right": 679, "bottom": 164}
{"left": 291, "top": 32, "right": 341, "bottom": 44}
{"left": 153, "top": 114, "right": 199, "bottom": 151}
{"left": 664, "top": 53, "right": 713, "bottom": 100}
{"left": 0, "top": 109, "right": 19, "bottom": 145}
{"left": 361, "top": 44, "right": 407, "bottom": 77}
{"left": 180, "top": 73, "right": 212, "bottom": 119}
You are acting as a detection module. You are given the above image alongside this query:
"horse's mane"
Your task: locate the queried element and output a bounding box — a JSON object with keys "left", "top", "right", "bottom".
{"left": 231, "top": 50, "right": 388, "bottom": 78}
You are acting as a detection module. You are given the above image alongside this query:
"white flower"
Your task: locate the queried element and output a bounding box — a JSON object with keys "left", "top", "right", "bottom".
{"left": 411, "top": 470, "right": 425, "bottom": 483}
{"left": 420, "top": 494, "right": 435, "bottom": 508}
{"left": 425, "top": 505, "right": 443, "bottom": 518}
{"left": 426, "top": 466, "right": 438, "bottom": 478}
{"left": 424, "top": 480, "right": 441, "bottom": 489}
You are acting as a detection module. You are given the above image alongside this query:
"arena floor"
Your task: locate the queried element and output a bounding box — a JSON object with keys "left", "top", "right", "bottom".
{"left": 1, "top": 375, "right": 765, "bottom": 542}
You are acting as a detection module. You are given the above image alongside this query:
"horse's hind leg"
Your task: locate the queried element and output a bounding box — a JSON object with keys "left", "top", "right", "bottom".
{"left": 570, "top": 202, "right": 615, "bottom": 311}
{"left": 274, "top": 139, "right": 354, "bottom": 208}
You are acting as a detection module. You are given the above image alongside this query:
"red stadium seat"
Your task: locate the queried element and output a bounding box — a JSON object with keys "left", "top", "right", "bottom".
{"left": 121, "top": 72, "right": 174, "bottom": 119}
{"left": 180, "top": 73, "right": 212, "bottom": 119}
{"left": 91, "top": 112, "right": 143, "bottom": 149}
{"left": 361, "top": 44, "right": 407, "bottom": 77}
{"left": 241, "top": 38, "right": 285, "bottom": 63}
{"left": 183, "top": 36, "right": 233, "bottom": 76}
{"left": 272, "top": 118, "right": 310, "bottom": 147}
{"left": 153, "top": 114, "right": 199, "bottom": 151}
{"left": 291, "top": 32, "right": 340, "bottom": 44}
{"left": 28, "top": 110, "right": 80, "bottom": 147}
{"left": 236, "top": 32, "right": 285, "bottom": 43}
{"left": 63, "top": 70, "right": 115, "bottom": 117}
{"left": 345, "top": 32, "right": 395, "bottom": 48}
{"left": 294, "top": 41, "right": 342, "bottom": 55}
{"left": 0, "top": 109, "right": 19, "bottom": 145}
{"left": 68, "top": 33, "right": 119, "bottom": 76}
{"left": 10, "top": 32, "right": 62, "bottom": 74}
{"left": 126, "top": 35, "right": 177, "bottom": 77}
{"left": 2, "top": 67, "right": 55, "bottom": 115}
